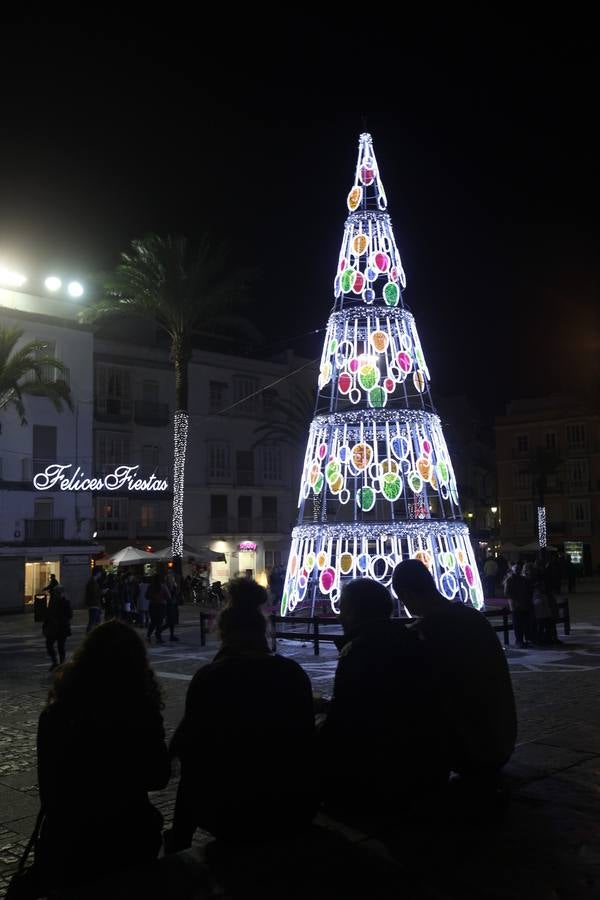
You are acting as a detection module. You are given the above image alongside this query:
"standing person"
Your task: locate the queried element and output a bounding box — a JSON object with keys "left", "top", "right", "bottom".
{"left": 84, "top": 572, "right": 102, "bottom": 633}
{"left": 137, "top": 576, "right": 150, "bottom": 628}
{"left": 165, "top": 572, "right": 180, "bottom": 642}
{"left": 167, "top": 579, "right": 316, "bottom": 849}
{"left": 482, "top": 554, "right": 498, "bottom": 600}
{"left": 43, "top": 573, "right": 59, "bottom": 596}
{"left": 504, "top": 563, "right": 534, "bottom": 647}
{"left": 392, "top": 560, "right": 517, "bottom": 788}
{"left": 146, "top": 574, "right": 169, "bottom": 644}
{"left": 318, "top": 578, "right": 449, "bottom": 816}
{"left": 42, "top": 583, "right": 73, "bottom": 671}
{"left": 34, "top": 621, "right": 170, "bottom": 896}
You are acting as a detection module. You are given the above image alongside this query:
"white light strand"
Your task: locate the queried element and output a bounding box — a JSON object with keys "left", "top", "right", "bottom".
{"left": 293, "top": 521, "right": 471, "bottom": 540}
{"left": 537, "top": 506, "right": 547, "bottom": 548}
{"left": 172, "top": 411, "right": 188, "bottom": 558}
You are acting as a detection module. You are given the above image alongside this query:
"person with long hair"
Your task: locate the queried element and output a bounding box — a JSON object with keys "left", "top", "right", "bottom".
{"left": 167, "top": 579, "right": 317, "bottom": 848}
{"left": 35, "top": 620, "right": 170, "bottom": 894}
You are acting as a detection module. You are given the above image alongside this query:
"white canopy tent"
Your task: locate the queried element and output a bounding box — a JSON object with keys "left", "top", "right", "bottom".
{"left": 109, "top": 546, "right": 157, "bottom": 566}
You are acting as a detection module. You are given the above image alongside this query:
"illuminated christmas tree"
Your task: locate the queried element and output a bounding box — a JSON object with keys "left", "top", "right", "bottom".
{"left": 281, "top": 133, "right": 484, "bottom": 616}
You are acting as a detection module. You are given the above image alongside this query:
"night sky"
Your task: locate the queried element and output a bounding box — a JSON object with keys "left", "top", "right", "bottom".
{"left": 1, "top": 21, "right": 598, "bottom": 416}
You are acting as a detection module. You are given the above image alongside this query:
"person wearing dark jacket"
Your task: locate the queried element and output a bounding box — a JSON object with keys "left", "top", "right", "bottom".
{"left": 392, "top": 560, "right": 517, "bottom": 782}
{"left": 35, "top": 621, "right": 170, "bottom": 895}
{"left": 504, "top": 564, "right": 534, "bottom": 647}
{"left": 318, "top": 578, "right": 449, "bottom": 816}
{"left": 167, "top": 579, "right": 317, "bottom": 848}
{"left": 42, "top": 583, "right": 72, "bottom": 670}
{"left": 84, "top": 572, "right": 102, "bottom": 632}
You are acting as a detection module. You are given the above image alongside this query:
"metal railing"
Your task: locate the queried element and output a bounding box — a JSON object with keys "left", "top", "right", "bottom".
{"left": 24, "top": 518, "right": 65, "bottom": 543}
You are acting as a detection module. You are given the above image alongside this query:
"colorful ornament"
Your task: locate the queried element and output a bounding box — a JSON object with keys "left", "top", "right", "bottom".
{"left": 370, "top": 330, "right": 388, "bottom": 353}
{"left": 413, "top": 371, "right": 426, "bottom": 393}
{"left": 382, "top": 472, "right": 402, "bottom": 501}
{"left": 340, "top": 553, "right": 354, "bottom": 575}
{"left": 341, "top": 268, "right": 356, "bottom": 293}
{"left": 351, "top": 442, "right": 373, "bottom": 470}
{"left": 397, "top": 351, "right": 412, "bottom": 373}
{"left": 368, "top": 386, "right": 386, "bottom": 408}
{"left": 352, "top": 234, "right": 369, "bottom": 255}
{"left": 358, "top": 364, "right": 378, "bottom": 390}
{"left": 338, "top": 372, "right": 352, "bottom": 395}
{"left": 374, "top": 252, "right": 390, "bottom": 272}
{"left": 352, "top": 271, "right": 365, "bottom": 293}
{"left": 357, "top": 486, "right": 376, "bottom": 511}
{"left": 320, "top": 567, "right": 336, "bottom": 593}
{"left": 347, "top": 186, "right": 362, "bottom": 211}
{"left": 383, "top": 282, "right": 400, "bottom": 306}
{"left": 360, "top": 165, "right": 375, "bottom": 185}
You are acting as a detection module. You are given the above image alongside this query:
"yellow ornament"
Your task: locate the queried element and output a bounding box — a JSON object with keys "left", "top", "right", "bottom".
{"left": 347, "top": 185, "right": 363, "bottom": 212}
{"left": 352, "top": 233, "right": 369, "bottom": 255}
{"left": 351, "top": 442, "right": 373, "bottom": 470}
{"left": 340, "top": 553, "right": 354, "bottom": 575}
{"left": 370, "top": 330, "right": 389, "bottom": 353}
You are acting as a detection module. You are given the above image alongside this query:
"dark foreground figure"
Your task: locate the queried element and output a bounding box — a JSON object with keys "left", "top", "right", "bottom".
{"left": 392, "top": 559, "right": 517, "bottom": 782}
{"left": 168, "top": 578, "right": 318, "bottom": 848}
{"left": 33, "top": 621, "right": 170, "bottom": 895}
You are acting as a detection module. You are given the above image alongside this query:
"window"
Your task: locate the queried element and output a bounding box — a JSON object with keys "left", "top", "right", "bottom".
{"left": 545, "top": 432, "right": 557, "bottom": 451}
{"left": 96, "top": 366, "right": 130, "bottom": 398}
{"left": 138, "top": 503, "right": 167, "bottom": 533}
{"left": 262, "top": 496, "right": 278, "bottom": 531}
{"left": 233, "top": 375, "right": 259, "bottom": 415}
{"left": 210, "top": 495, "right": 228, "bottom": 530}
{"left": 96, "top": 497, "right": 129, "bottom": 533}
{"left": 209, "top": 381, "right": 228, "bottom": 414}
{"left": 97, "top": 433, "right": 131, "bottom": 470}
{"left": 567, "top": 423, "right": 586, "bottom": 448}
{"left": 513, "top": 468, "right": 531, "bottom": 491}
{"left": 238, "top": 496, "right": 252, "bottom": 530}
{"left": 262, "top": 389, "right": 279, "bottom": 413}
{"left": 141, "top": 444, "right": 160, "bottom": 472}
{"left": 207, "top": 442, "right": 231, "bottom": 480}
{"left": 33, "top": 340, "right": 67, "bottom": 383}
{"left": 34, "top": 499, "right": 54, "bottom": 519}
{"left": 265, "top": 549, "right": 282, "bottom": 568}
{"left": 262, "top": 444, "right": 282, "bottom": 482}
{"left": 236, "top": 450, "right": 254, "bottom": 486}
{"left": 568, "top": 459, "right": 588, "bottom": 486}
{"left": 141, "top": 380, "right": 159, "bottom": 403}
{"left": 515, "top": 502, "right": 532, "bottom": 524}
{"left": 569, "top": 500, "right": 590, "bottom": 527}
{"left": 32, "top": 425, "right": 57, "bottom": 475}
{"left": 516, "top": 435, "right": 529, "bottom": 453}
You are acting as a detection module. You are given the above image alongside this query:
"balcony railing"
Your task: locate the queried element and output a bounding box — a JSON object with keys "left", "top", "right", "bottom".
{"left": 209, "top": 516, "right": 284, "bottom": 535}
{"left": 38, "top": 364, "right": 70, "bottom": 385}
{"left": 24, "top": 519, "right": 65, "bottom": 543}
{"left": 96, "top": 520, "right": 128, "bottom": 536}
{"left": 94, "top": 396, "right": 133, "bottom": 423}
{"left": 134, "top": 401, "right": 169, "bottom": 427}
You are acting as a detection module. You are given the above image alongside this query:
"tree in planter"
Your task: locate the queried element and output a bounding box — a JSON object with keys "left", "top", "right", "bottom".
{"left": 82, "top": 235, "right": 253, "bottom": 577}
{"left": 0, "top": 324, "right": 72, "bottom": 423}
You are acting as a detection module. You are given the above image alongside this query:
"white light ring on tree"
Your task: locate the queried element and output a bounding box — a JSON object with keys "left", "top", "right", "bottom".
{"left": 369, "top": 555, "right": 389, "bottom": 580}
{"left": 339, "top": 488, "right": 351, "bottom": 505}
{"left": 349, "top": 388, "right": 361, "bottom": 405}
{"left": 440, "top": 484, "right": 449, "bottom": 500}
{"left": 302, "top": 481, "right": 311, "bottom": 500}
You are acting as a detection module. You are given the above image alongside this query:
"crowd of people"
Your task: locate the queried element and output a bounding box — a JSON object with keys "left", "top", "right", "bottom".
{"left": 21, "top": 560, "right": 518, "bottom": 897}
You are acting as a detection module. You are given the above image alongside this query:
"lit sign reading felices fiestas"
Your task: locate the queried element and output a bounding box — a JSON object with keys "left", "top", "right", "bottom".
{"left": 33, "top": 464, "right": 168, "bottom": 493}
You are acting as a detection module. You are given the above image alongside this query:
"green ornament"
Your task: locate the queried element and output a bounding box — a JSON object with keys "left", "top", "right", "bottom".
{"left": 443, "top": 552, "right": 455, "bottom": 569}
{"left": 358, "top": 364, "right": 377, "bottom": 390}
{"left": 416, "top": 347, "right": 425, "bottom": 366}
{"left": 357, "top": 486, "right": 375, "bottom": 511}
{"left": 341, "top": 269, "right": 356, "bottom": 293}
{"left": 326, "top": 461, "right": 340, "bottom": 482}
{"left": 314, "top": 473, "right": 324, "bottom": 494}
{"left": 368, "top": 386, "right": 386, "bottom": 408}
{"left": 382, "top": 473, "right": 401, "bottom": 501}
{"left": 329, "top": 338, "right": 338, "bottom": 355}
{"left": 438, "top": 462, "right": 449, "bottom": 484}
{"left": 280, "top": 593, "right": 288, "bottom": 616}
{"left": 383, "top": 282, "right": 400, "bottom": 306}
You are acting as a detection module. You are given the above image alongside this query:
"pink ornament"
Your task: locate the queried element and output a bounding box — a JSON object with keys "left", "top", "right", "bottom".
{"left": 390, "top": 266, "right": 398, "bottom": 282}
{"left": 397, "top": 351, "right": 411, "bottom": 373}
{"left": 349, "top": 358, "right": 359, "bottom": 373}
{"left": 318, "top": 444, "right": 327, "bottom": 459}
{"left": 360, "top": 165, "right": 375, "bottom": 185}
{"left": 465, "top": 565, "right": 474, "bottom": 587}
{"left": 384, "top": 377, "right": 395, "bottom": 393}
{"left": 338, "top": 372, "right": 352, "bottom": 394}
{"left": 320, "top": 567, "right": 335, "bottom": 593}
{"left": 422, "top": 439, "right": 432, "bottom": 455}
{"left": 338, "top": 258, "right": 347, "bottom": 272}
{"left": 352, "top": 271, "right": 365, "bottom": 293}
{"left": 375, "top": 252, "right": 390, "bottom": 272}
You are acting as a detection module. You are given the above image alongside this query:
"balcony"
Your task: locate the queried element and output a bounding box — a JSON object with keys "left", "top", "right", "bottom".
{"left": 208, "top": 516, "right": 284, "bottom": 535}
{"left": 24, "top": 519, "right": 65, "bottom": 543}
{"left": 136, "top": 521, "right": 168, "bottom": 536}
{"left": 38, "top": 364, "right": 70, "bottom": 386}
{"left": 94, "top": 396, "right": 133, "bottom": 423}
{"left": 96, "top": 520, "right": 128, "bottom": 536}
{"left": 134, "top": 401, "right": 169, "bottom": 427}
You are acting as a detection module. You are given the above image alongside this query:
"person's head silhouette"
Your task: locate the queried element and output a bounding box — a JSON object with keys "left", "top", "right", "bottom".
{"left": 339, "top": 578, "right": 393, "bottom": 636}
{"left": 392, "top": 560, "right": 445, "bottom": 617}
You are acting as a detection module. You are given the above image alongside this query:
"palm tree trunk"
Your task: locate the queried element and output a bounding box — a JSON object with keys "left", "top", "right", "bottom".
{"left": 172, "top": 339, "right": 190, "bottom": 583}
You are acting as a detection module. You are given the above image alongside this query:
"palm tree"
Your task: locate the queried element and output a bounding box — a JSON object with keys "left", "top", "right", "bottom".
{"left": 0, "top": 324, "right": 73, "bottom": 424}
{"left": 82, "top": 234, "right": 252, "bottom": 577}
{"left": 253, "top": 386, "right": 316, "bottom": 449}
{"left": 525, "top": 447, "right": 562, "bottom": 547}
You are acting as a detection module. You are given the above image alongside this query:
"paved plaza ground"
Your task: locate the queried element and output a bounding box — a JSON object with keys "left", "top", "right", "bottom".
{"left": 1, "top": 586, "right": 600, "bottom": 898}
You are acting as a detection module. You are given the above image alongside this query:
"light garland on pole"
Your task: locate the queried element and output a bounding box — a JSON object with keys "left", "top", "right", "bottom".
{"left": 537, "top": 506, "right": 547, "bottom": 549}
{"left": 282, "top": 133, "right": 484, "bottom": 616}
{"left": 172, "top": 410, "right": 188, "bottom": 558}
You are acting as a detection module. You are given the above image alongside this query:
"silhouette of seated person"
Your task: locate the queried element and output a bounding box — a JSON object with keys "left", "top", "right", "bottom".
{"left": 392, "top": 560, "right": 517, "bottom": 786}
{"left": 168, "top": 578, "right": 317, "bottom": 847}
{"left": 318, "top": 578, "right": 450, "bottom": 816}
{"left": 35, "top": 620, "right": 170, "bottom": 894}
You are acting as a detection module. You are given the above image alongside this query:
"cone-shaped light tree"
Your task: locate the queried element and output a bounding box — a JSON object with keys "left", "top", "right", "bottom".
{"left": 281, "top": 134, "right": 484, "bottom": 616}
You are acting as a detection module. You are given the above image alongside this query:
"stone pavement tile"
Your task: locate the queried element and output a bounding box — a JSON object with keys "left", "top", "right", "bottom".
{"left": 518, "top": 771, "right": 600, "bottom": 820}
{"left": 507, "top": 741, "right": 596, "bottom": 782}
{"left": 537, "top": 723, "right": 600, "bottom": 754}
{"left": 0, "top": 768, "right": 37, "bottom": 792}
{"left": 0, "top": 786, "right": 38, "bottom": 825}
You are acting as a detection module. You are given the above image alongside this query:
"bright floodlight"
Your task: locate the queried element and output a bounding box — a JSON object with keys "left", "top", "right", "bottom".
{"left": 67, "top": 280, "right": 84, "bottom": 298}
{"left": 0, "top": 266, "right": 27, "bottom": 288}
{"left": 44, "top": 275, "right": 62, "bottom": 292}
